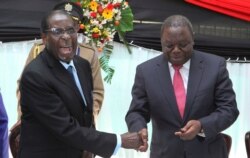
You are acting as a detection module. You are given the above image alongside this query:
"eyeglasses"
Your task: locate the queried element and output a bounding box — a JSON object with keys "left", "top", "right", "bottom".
{"left": 45, "top": 27, "right": 77, "bottom": 36}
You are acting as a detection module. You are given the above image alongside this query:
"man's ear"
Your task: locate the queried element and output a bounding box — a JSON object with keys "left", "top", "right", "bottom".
{"left": 75, "top": 24, "right": 80, "bottom": 32}
{"left": 73, "top": 20, "right": 80, "bottom": 32}
{"left": 41, "top": 33, "right": 47, "bottom": 45}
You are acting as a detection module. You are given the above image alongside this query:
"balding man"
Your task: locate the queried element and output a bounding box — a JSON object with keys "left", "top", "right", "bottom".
{"left": 126, "top": 15, "right": 239, "bottom": 158}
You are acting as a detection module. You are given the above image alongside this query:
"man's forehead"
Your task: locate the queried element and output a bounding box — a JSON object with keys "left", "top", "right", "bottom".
{"left": 49, "top": 13, "right": 73, "bottom": 23}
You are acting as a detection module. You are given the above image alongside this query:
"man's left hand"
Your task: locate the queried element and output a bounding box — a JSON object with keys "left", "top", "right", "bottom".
{"left": 174, "top": 120, "right": 202, "bottom": 140}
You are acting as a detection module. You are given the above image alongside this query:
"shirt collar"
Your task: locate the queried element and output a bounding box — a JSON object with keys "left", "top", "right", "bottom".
{"left": 168, "top": 59, "right": 191, "bottom": 70}
{"left": 60, "top": 60, "right": 75, "bottom": 69}
{"left": 183, "top": 59, "right": 190, "bottom": 71}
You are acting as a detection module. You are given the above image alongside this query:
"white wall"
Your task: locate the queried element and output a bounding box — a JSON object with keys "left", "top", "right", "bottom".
{"left": 1, "top": 41, "right": 249, "bottom": 158}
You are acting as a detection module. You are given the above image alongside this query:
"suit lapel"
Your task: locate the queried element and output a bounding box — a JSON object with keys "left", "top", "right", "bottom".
{"left": 41, "top": 49, "right": 84, "bottom": 105}
{"left": 183, "top": 51, "right": 204, "bottom": 120}
{"left": 156, "top": 55, "right": 183, "bottom": 122}
{"left": 74, "top": 58, "right": 92, "bottom": 111}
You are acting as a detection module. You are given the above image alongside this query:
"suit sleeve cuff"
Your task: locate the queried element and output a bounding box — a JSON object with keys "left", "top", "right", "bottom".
{"left": 112, "top": 134, "right": 121, "bottom": 155}
{"left": 197, "top": 128, "right": 206, "bottom": 137}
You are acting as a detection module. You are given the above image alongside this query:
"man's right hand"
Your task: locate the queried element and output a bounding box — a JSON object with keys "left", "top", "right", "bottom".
{"left": 121, "top": 128, "right": 148, "bottom": 152}
{"left": 121, "top": 132, "right": 142, "bottom": 150}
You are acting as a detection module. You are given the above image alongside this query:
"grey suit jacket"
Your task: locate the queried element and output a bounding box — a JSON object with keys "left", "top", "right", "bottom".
{"left": 126, "top": 50, "right": 239, "bottom": 158}
{"left": 19, "top": 49, "right": 116, "bottom": 158}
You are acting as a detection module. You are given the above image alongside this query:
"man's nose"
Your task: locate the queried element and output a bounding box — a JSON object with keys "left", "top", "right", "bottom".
{"left": 61, "top": 31, "right": 71, "bottom": 38}
{"left": 60, "top": 34, "right": 71, "bottom": 45}
{"left": 172, "top": 45, "right": 181, "bottom": 52}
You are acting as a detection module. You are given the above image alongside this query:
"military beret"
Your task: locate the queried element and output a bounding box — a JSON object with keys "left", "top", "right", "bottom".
{"left": 53, "top": 2, "right": 84, "bottom": 23}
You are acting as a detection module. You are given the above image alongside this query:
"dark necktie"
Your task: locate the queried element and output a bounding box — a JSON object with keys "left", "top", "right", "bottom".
{"left": 173, "top": 65, "right": 186, "bottom": 118}
{"left": 67, "top": 65, "right": 87, "bottom": 106}
{"left": 67, "top": 65, "right": 75, "bottom": 82}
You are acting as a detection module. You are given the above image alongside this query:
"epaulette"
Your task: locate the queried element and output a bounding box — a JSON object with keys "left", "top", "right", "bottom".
{"left": 32, "top": 40, "right": 44, "bottom": 58}
{"left": 78, "top": 43, "right": 95, "bottom": 52}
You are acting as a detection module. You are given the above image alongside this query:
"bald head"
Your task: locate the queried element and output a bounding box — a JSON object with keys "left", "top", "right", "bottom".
{"left": 161, "top": 15, "right": 193, "bottom": 38}
{"left": 41, "top": 10, "right": 73, "bottom": 34}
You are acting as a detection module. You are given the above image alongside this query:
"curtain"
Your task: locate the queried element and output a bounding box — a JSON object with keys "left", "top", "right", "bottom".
{"left": 0, "top": 40, "right": 249, "bottom": 158}
{"left": 184, "top": 0, "right": 250, "bottom": 22}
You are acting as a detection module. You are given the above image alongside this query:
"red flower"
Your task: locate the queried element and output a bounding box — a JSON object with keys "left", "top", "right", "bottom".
{"left": 106, "top": 3, "right": 114, "bottom": 10}
{"left": 97, "top": 5, "right": 103, "bottom": 14}
{"left": 92, "top": 33, "right": 100, "bottom": 38}
{"left": 74, "top": 2, "right": 81, "bottom": 7}
{"left": 90, "top": 12, "right": 97, "bottom": 18}
{"left": 113, "top": 3, "right": 121, "bottom": 8}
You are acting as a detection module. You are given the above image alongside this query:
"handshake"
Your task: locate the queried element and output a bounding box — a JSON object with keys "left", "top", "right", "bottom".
{"left": 120, "top": 128, "right": 148, "bottom": 152}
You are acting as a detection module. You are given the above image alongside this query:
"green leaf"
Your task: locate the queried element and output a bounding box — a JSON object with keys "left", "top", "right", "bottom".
{"left": 103, "top": 67, "right": 115, "bottom": 84}
{"left": 117, "top": 7, "right": 134, "bottom": 33}
{"left": 115, "top": 6, "right": 133, "bottom": 54}
{"left": 99, "top": 44, "right": 115, "bottom": 84}
{"left": 117, "top": 30, "right": 132, "bottom": 54}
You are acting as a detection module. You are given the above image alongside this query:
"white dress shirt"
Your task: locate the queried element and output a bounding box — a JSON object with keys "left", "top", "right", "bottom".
{"left": 168, "top": 60, "right": 205, "bottom": 137}
{"left": 168, "top": 60, "right": 190, "bottom": 91}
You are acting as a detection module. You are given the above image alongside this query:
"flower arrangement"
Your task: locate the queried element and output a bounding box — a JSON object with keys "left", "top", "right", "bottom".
{"left": 71, "top": 0, "right": 134, "bottom": 83}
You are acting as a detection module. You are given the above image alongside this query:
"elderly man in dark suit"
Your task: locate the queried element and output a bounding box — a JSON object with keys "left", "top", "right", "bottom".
{"left": 18, "top": 10, "right": 142, "bottom": 158}
{"left": 126, "top": 15, "right": 239, "bottom": 158}
{"left": 16, "top": 1, "right": 104, "bottom": 127}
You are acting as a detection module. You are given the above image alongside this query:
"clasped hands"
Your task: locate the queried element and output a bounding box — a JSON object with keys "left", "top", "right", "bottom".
{"left": 121, "top": 128, "right": 148, "bottom": 152}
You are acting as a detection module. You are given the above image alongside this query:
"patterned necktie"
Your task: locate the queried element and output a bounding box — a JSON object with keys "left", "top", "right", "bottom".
{"left": 173, "top": 65, "right": 186, "bottom": 118}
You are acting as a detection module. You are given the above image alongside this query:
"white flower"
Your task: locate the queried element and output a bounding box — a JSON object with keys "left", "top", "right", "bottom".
{"left": 101, "top": 19, "right": 107, "bottom": 25}
{"left": 91, "top": 19, "right": 99, "bottom": 26}
{"left": 83, "top": 10, "right": 90, "bottom": 18}
{"left": 98, "top": 24, "right": 103, "bottom": 29}
{"left": 115, "top": 12, "right": 121, "bottom": 20}
{"left": 113, "top": 0, "right": 123, "bottom": 3}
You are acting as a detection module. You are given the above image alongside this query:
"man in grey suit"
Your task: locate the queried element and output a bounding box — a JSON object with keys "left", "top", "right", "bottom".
{"left": 18, "top": 10, "right": 142, "bottom": 158}
{"left": 126, "top": 15, "right": 239, "bottom": 158}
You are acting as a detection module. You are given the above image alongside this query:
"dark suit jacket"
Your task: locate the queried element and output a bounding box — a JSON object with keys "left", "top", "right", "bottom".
{"left": 18, "top": 49, "right": 116, "bottom": 158}
{"left": 126, "top": 50, "right": 239, "bottom": 158}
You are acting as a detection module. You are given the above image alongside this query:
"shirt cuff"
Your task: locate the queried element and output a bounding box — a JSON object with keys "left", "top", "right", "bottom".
{"left": 197, "top": 128, "right": 206, "bottom": 137}
{"left": 113, "top": 134, "right": 122, "bottom": 155}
